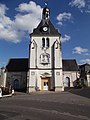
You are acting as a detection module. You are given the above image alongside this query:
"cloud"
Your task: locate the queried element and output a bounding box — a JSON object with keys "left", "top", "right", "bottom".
{"left": 0, "top": 4, "right": 8, "bottom": 15}
{"left": 69, "top": 0, "right": 86, "bottom": 9}
{"left": 61, "top": 34, "right": 71, "bottom": 43}
{"left": 15, "top": 1, "right": 42, "bottom": 32}
{"left": 0, "top": 4, "right": 20, "bottom": 43}
{"left": 69, "top": 0, "right": 90, "bottom": 13}
{"left": 0, "top": 1, "right": 42, "bottom": 43}
{"left": 56, "top": 12, "right": 72, "bottom": 25}
{"left": 14, "top": 13, "right": 41, "bottom": 33}
{"left": 85, "top": 10, "right": 90, "bottom": 13}
{"left": 85, "top": 3, "right": 90, "bottom": 13}
{"left": 16, "top": 1, "right": 42, "bottom": 16}
{"left": 73, "top": 46, "right": 89, "bottom": 55}
{"left": 80, "top": 59, "right": 90, "bottom": 64}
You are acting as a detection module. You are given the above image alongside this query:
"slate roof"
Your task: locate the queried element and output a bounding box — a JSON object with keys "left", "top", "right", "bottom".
{"left": 30, "top": 20, "right": 60, "bottom": 36}
{"left": 6, "top": 58, "right": 78, "bottom": 72}
{"left": 62, "top": 59, "right": 78, "bottom": 71}
{"left": 79, "top": 63, "right": 90, "bottom": 72}
{"left": 6, "top": 58, "right": 28, "bottom": 72}
{"left": 79, "top": 63, "right": 90, "bottom": 68}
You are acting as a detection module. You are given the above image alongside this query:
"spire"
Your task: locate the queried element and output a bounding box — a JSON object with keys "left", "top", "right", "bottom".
{"left": 42, "top": 0, "right": 50, "bottom": 21}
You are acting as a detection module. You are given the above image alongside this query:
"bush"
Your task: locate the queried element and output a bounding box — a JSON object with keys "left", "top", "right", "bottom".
{"left": 75, "top": 79, "right": 87, "bottom": 89}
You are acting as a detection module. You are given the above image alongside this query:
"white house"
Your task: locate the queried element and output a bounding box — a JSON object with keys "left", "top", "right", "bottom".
{"left": 62, "top": 60, "right": 79, "bottom": 88}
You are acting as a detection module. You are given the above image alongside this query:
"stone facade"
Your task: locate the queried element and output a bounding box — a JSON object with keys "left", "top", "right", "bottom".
{"left": 27, "top": 5, "right": 64, "bottom": 92}
{"left": 6, "top": 72, "right": 27, "bottom": 90}
{"left": 4, "top": 58, "right": 28, "bottom": 91}
{"left": 28, "top": 36, "right": 63, "bottom": 92}
{"left": 63, "top": 71, "right": 79, "bottom": 87}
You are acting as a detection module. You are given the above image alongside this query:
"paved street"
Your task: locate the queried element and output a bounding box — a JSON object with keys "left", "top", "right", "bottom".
{"left": 0, "top": 91, "right": 90, "bottom": 120}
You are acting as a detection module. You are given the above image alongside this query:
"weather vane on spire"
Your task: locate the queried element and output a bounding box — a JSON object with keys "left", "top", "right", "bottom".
{"left": 45, "top": 0, "right": 48, "bottom": 6}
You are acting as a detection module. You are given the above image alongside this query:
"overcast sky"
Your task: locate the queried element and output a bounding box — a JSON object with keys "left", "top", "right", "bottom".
{"left": 0, "top": 0, "right": 90, "bottom": 67}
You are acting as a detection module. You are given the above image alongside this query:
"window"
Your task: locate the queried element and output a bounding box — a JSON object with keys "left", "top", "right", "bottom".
{"left": 55, "top": 40, "right": 58, "bottom": 49}
{"left": 42, "top": 37, "right": 50, "bottom": 48}
{"left": 31, "top": 40, "right": 35, "bottom": 49}
{"left": 42, "top": 38, "right": 45, "bottom": 48}
{"left": 46, "top": 38, "right": 49, "bottom": 48}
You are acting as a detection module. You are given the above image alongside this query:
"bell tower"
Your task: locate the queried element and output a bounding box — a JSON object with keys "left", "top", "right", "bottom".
{"left": 27, "top": 2, "right": 64, "bottom": 93}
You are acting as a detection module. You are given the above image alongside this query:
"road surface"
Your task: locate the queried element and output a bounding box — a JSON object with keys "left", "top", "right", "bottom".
{"left": 0, "top": 91, "right": 90, "bottom": 120}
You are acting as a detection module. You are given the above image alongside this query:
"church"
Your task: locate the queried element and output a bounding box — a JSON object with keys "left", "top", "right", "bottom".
{"left": 28, "top": 4, "right": 64, "bottom": 92}
{"left": 0, "top": 3, "right": 79, "bottom": 93}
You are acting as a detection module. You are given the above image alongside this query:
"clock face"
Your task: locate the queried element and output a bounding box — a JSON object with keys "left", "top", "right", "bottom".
{"left": 43, "top": 26, "right": 48, "bottom": 32}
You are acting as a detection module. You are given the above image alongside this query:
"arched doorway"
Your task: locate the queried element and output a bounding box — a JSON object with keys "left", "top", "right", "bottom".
{"left": 64, "top": 77, "right": 70, "bottom": 87}
{"left": 13, "top": 79, "right": 19, "bottom": 90}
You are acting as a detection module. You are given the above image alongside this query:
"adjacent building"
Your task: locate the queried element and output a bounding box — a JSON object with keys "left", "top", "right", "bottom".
{"left": 6, "top": 58, "right": 28, "bottom": 91}
{"left": 79, "top": 64, "right": 90, "bottom": 87}
{"left": 62, "top": 59, "right": 79, "bottom": 88}
{"left": 0, "top": 67, "right": 6, "bottom": 87}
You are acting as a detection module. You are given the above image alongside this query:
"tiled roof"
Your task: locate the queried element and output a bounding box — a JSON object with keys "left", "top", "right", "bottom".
{"left": 6, "top": 58, "right": 28, "bottom": 72}
{"left": 62, "top": 59, "right": 78, "bottom": 71}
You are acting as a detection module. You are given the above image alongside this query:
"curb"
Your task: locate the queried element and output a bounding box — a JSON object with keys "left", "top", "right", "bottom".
{"left": 2, "top": 93, "right": 12, "bottom": 98}
{"left": 0, "top": 89, "right": 14, "bottom": 98}
{"left": 0, "top": 93, "right": 13, "bottom": 98}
